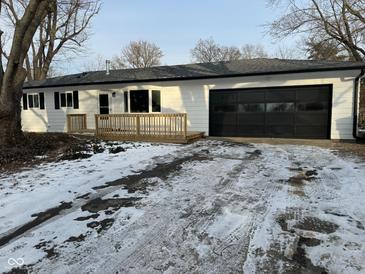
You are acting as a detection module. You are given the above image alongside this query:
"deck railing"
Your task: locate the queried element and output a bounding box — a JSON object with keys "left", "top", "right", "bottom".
{"left": 67, "top": 114, "right": 87, "bottom": 133}
{"left": 95, "top": 113, "right": 187, "bottom": 140}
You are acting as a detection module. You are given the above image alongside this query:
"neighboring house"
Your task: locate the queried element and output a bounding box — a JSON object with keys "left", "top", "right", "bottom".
{"left": 22, "top": 58, "right": 365, "bottom": 140}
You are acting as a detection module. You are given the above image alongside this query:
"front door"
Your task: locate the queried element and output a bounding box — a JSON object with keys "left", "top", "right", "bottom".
{"left": 99, "top": 94, "right": 109, "bottom": 114}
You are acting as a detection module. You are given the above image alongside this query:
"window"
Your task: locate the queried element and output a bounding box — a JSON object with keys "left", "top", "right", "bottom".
{"left": 130, "top": 90, "right": 149, "bottom": 113}
{"left": 238, "top": 103, "right": 265, "bottom": 112}
{"left": 266, "top": 102, "right": 295, "bottom": 112}
{"left": 28, "top": 94, "right": 39, "bottom": 108}
{"left": 124, "top": 91, "right": 129, "bottom": 112}
{"left": 59, "top": 92, "right": 75, "bottom": 108}
{"left": 152, "top": 90, "right": 161, "bottom": 112}
{"left": 66, "top": 93, "right": 73, "bottom": 107}
{"left": 297, "top": 102, "right": 328, "bottom": 112}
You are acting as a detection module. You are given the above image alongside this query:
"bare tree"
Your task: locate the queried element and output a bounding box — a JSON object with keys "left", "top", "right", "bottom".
{"left": 267, "top": 0, "right": 365, "bottom": 61}
{"left": 2, "top": 0, "right": 100, "bottom": 80}
{"left": 191, "top": 38, "right": 242, "bottom": 62}
{"left": 83, "top": 53, "right": 107, "bottom": 71}
{"left": 304, "top": 36, "right": 350, "bottom": 60}
{"left": 220, "top": 46, "right": 242, "bottom": 61}
{"left": 273, "top": 45, "right": 303, "bottom": 59}
{"left": 241, "top": 44, "right": 268, "bottom": 59}
{"left": 112, "top": 40, "right": 163, "bottom": 69}
{"left": 111, "top": 54, "right": 126, "bottom": 69}
{"left": 0, "top": 0, "right": 56, "bottom": 145}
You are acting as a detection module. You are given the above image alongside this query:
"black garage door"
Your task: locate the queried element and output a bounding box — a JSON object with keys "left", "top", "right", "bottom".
{"left": 209, "top": 85, "right": 332, "bottom": 139}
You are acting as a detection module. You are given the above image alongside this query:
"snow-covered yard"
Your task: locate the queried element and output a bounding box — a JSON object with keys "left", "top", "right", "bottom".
{"left": 0, "top": 140, "right": 365, "bottom": 273}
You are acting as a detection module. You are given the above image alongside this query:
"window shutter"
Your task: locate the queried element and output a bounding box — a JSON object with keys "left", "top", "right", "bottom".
{"left": 22, "top": 94, "right": 28, "bottom": 110}
{"left": 152, "top": 90, "right": 161, "bottom": 112}
{"left": 73, "top": 90, "right": 79, "bottom": 109}
{"left": 28, "top": 95, "right": 34, "bottom": 108}
{"left": 54, "top": 92, "right": 60, "bottom": 109}
{"left": 39, "top": 93, "right": 45, "bottom": 109}
{"left": 60, "top": 93, "right": 66, "bottom": 107}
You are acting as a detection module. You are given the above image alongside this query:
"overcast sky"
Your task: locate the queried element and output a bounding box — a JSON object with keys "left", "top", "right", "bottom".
{"left": 66, "top": 0, "right": 294, "bottom": 73}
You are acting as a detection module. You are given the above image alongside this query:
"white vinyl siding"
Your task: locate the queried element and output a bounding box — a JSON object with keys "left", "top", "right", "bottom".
{"left": 21, "top": 69, "right": 360, "bottom": 139}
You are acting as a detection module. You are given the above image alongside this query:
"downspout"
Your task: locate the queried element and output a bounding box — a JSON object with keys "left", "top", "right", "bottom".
{"left": 353, "top": 69, "right": 365, "bottom": 139}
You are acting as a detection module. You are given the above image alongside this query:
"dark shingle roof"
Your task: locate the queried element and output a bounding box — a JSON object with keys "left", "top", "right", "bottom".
{"left": 24, "top": 58, "right": 365, "bottom": 89}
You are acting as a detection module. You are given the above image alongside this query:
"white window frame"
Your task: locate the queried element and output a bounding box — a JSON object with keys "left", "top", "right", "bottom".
{"left": 28, "top": 93, "right": 40, "bottom": 109}
{"left": 60, "top": 92, "right": 73, "bottom": 108}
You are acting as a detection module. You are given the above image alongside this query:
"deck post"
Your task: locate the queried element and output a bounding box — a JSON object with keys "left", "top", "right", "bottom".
{"left": 184, "top": 113, "right": 187, "bottom": 138}
{"left": 136, "top": 115, "right": 140, "bottom": 136}
{"left": 67, "top": 114, "right": 71, "bottom": 133}
{"left": 84, "top": 114, "right": 87, "bottom": 130}
{"left": 95, "top": 114, "right": 99, "bottom": 136}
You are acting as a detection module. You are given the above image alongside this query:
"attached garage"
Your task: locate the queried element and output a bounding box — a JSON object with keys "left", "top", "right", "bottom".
{"left": 209, "top": 85, "right": 332, "bottom": 139}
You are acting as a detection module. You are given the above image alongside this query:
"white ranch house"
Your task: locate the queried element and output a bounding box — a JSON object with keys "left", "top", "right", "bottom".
{"left": 22, "top": 58, "right": 365, "bottom": 140}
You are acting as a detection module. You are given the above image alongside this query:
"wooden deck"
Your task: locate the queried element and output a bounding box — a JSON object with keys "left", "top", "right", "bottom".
{"left": 94, "top": 130, "right": 204, "bottom": 144}
{"left": 67, "top": 113, "right": 204, "bottom": 143}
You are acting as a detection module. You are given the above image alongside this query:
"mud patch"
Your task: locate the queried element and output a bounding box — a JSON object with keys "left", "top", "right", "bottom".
{"left": 288, "top": 170, "right": 318, "bottom": 185}
{"left": 299, "top": 236, "right": 321, "bottom": 247}
{"left": 59, "top": 143, "right": 93, "bottom": 161}
{"left": 109, "top": 146, "right": 126, "bottom": 154}
{"left": 245, "top": 149, "right": 262, "bottom": 160}
{"left": 76, "top": 192, "right": 91, "bottom": 200}
{"left": 93, "top": 154, "right": 212, "bottom": 191}
{"left": 4, "top": 267, "right": 29, "bottom": 274}
{"left": 87, "top": 219, "right": 115, "bottom": 233}
{"left": 74, "top": 213, "right": 100, "bottom": 221}
{"left": 65, "top": 234, "right": 86, "bottom": 243}
{"left": 290, "top": 189, "right": 306, "bottom": 197}
{"left": 292, "top": 237, "right": 327, "bottom": 274}
{"left": 294, "top": 217, "right": 338, "bottom": 234}
{"left": 34, "top": 241, "right": 58, "bottom": 258}
{"left": 81, "top": 197, "right": 141, "bottom": 213}
{"left": 277, "top": 214, "right": 338, "bottom": 234}
{"left": 0, "top": 202, "right": 72, "bottom": 247}
{"left": 275, "top": 214, "right": 328, "bottom": 273}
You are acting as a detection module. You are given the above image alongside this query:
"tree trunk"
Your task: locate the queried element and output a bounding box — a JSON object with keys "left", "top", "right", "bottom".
{"left": 0, "top": 83, "right": 24, "bottom": 145}
{"left": 0, "top": 0, "right": 55, "bottom": 146}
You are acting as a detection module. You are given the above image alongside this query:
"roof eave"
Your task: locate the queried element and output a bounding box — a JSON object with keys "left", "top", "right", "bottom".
{"left": 23, "top": 65, "right": 365, "bottom": 90}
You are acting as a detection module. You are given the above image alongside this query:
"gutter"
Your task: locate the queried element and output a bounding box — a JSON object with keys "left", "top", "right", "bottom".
{"left": 353, "top": 69, "right": 365, "bottom": 139}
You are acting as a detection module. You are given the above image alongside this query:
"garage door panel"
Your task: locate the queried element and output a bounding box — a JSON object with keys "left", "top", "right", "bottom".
{"left": 238, "top": 113, "right": 265, "bottom": 125}
{"left": 211, "top": 113, "right": 237, "bottom": 124}
{"left": 238, "top": 91, "right": 265, "bottom": 102}
{"left": 267, "top": 126, "right": 295, "bottom": 137}
{"left": 210, "top": 124, "right": 237, "bottom": 136}
{"left": 296, "top": 88, "right": 330, "bottom": 101}
{"left": 266, "top": 90, "right": 296, "bottom": 102}
{"left": 295, "top": 113, "right": 329, "bottom": 126}
{"left": 266, "top": 113, "right": 295, "bottom": 125}
{"left": 295, "top": 126, "right": 328, "bottom": 138}
{"left": 209, "top": 85, "right": 331, "bottom": 139}
{"left": 210, "top": 92, "right": 236, "bottom": 104}
{"left": 237, "top": 126, "right": 265, "bottom": 137}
